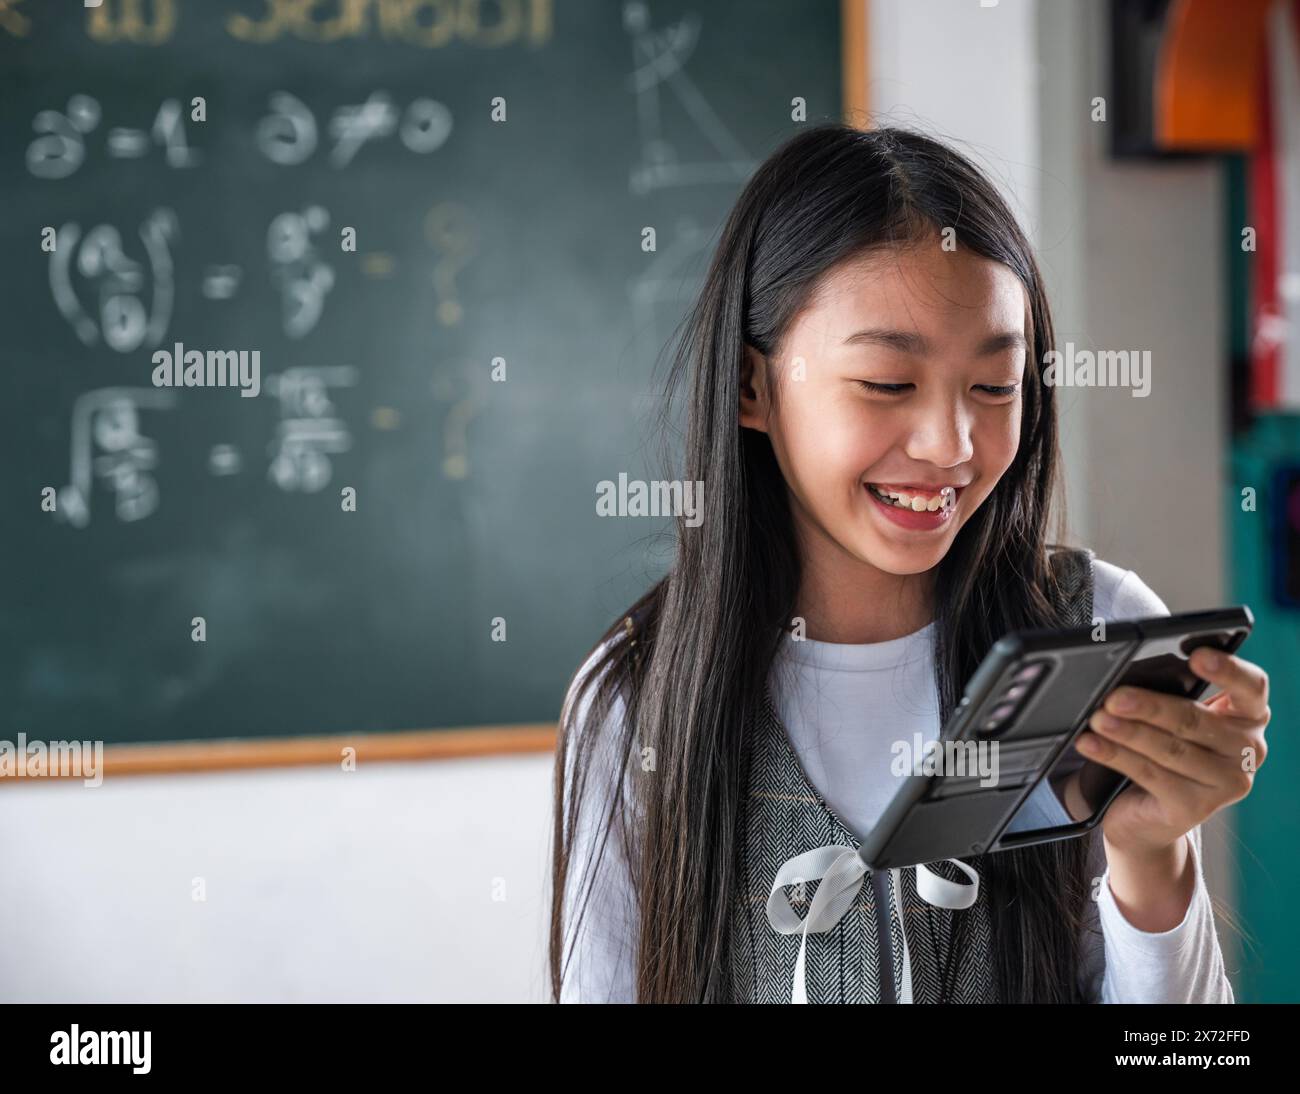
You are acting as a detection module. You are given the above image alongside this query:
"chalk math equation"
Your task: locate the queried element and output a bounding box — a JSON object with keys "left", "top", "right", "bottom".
{"left": 28, "top": 82, "right": 480, "bottom": 528}
{"left": 56, "top": 367, "right": 359, "bottom": 529}
{"left": 26, "top": 91, "right": 452, "bottom": 180}
{"left": 40, "top": 186, "right": 478, "bottom": 528}
{"left": 17, "top": 0, "right": 759, "bottom": 532}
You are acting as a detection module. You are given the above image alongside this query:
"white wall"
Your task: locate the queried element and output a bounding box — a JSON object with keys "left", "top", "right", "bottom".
{"left": 868, "top": 0, "right": 1042, "bottom": 237}
{"left": 0, "top": 755, "right": 555, "bottom": 1002}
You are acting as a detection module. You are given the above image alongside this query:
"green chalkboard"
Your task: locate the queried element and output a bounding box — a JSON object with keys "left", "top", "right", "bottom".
{"left": 0, "top": 0, "right": 844, "bottom": 744}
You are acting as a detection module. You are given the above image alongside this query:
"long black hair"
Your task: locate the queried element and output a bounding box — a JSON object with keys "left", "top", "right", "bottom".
{"left": 551, "top": 122, "right": 1096, "bottom": 1003}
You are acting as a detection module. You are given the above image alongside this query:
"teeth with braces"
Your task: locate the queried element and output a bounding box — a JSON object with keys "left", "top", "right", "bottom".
{"left": 868, "top": 484, "right": 957, "bottom": 512}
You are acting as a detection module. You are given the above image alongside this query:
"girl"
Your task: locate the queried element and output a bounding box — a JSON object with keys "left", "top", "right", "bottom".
{"left": 550, "top": 124, "right": 1271, "bottom": 1004}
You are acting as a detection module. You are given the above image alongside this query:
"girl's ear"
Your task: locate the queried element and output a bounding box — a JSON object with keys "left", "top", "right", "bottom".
{"left": 739, "top": 344, "right": 771, "bottom": 433}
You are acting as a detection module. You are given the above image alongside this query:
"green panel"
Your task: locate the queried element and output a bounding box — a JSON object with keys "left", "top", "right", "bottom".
{"left": 1227, "top": 418, "right": 1300, "bottom": 1003}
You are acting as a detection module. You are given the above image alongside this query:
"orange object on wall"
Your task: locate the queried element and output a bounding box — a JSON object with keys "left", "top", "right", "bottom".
{"left": 1155, "top": 0, "right": 1273, "bottom": 150}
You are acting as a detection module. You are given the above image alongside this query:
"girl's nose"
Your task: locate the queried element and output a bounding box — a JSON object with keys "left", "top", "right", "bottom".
{"left": 904, "top": 405, "right": 975, "bottom": 467}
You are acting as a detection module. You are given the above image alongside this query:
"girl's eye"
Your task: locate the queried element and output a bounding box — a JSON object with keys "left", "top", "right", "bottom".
{"left": 856, "top": 382, "right": 1021, "bottom": 396}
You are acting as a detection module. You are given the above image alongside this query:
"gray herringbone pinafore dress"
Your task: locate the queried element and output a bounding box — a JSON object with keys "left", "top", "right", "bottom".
{"left": 728, "top": 547, "right": 1095, "bottom": 1003}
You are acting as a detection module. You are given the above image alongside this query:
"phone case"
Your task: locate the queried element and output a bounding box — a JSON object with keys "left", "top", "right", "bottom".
{"left": 856, "top": 606, "right": 1254, "bottom": 869}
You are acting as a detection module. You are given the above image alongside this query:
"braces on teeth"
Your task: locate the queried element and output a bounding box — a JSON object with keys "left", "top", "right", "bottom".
{"left": 868, "top": 484, "right": 957, "bottom": 513}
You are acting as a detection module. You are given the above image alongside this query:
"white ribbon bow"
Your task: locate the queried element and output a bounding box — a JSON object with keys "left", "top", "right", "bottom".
{"left": 765, "top": 846, "right": 980, "bottom": 1003}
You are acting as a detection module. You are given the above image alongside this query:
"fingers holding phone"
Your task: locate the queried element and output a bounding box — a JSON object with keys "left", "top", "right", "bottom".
{"left": 1074, "top": 649, "right": 1271, "bottom": 855}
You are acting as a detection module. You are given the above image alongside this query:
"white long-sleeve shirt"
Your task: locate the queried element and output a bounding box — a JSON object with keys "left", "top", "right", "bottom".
{"left": 559, "top": 558, "right": 1235, "bottom": 1003}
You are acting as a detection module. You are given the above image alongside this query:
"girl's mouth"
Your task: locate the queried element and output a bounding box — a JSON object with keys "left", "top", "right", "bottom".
{"left": 864, "top": 482, "right": 961, "bottom": 530}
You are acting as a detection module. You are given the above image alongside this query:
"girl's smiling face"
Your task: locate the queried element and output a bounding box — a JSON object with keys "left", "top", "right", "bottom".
{"left": 740, "top": 239, "right": 1029, "bottom": 582}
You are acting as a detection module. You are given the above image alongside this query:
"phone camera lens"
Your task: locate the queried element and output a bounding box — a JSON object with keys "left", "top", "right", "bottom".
{"left": 979, "top": 700, "right": 1019, "bottom": 734}
{"left": 1012, "top": 661, "right": 1047, "bottom": 685}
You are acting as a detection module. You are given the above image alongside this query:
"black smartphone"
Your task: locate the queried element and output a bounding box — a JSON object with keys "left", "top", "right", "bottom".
{"left": 857, "top": 606, "right": 1254, "bottom": 870}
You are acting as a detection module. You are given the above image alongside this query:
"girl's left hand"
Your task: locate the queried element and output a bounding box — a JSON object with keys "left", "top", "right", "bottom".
{"left": 1073, "top": 647, "right": 1270, "bottom": 857}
